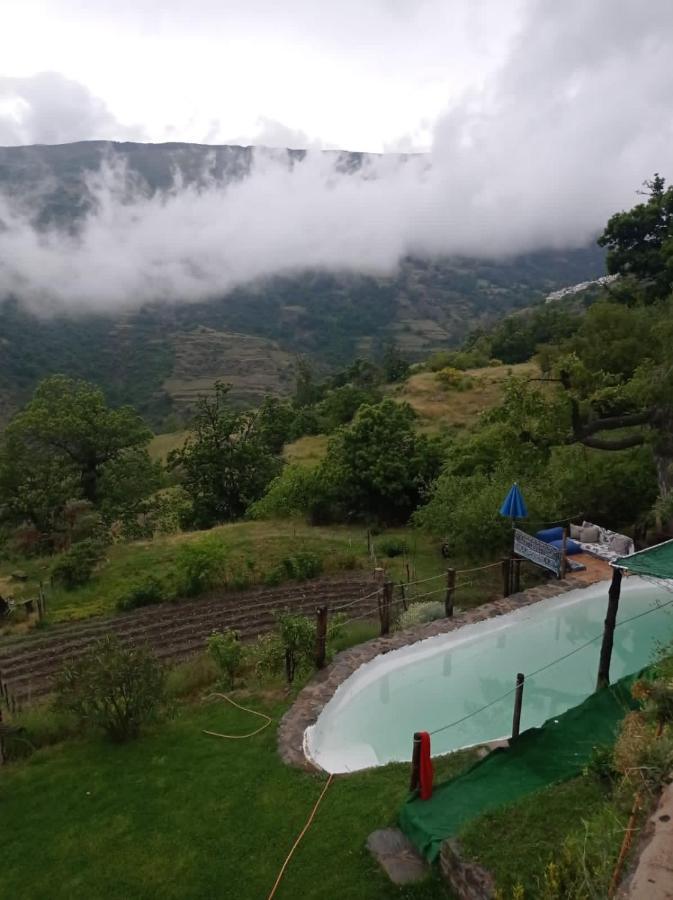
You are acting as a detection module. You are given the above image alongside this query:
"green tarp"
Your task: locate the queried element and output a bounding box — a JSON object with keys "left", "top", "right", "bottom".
{"left": 399, "top": 672, "right": 643, "bottom": 861}
{"left": 616, "top": 538, "right": 673, "bottom": 579}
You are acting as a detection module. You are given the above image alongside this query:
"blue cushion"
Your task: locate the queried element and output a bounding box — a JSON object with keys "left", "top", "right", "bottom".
{"left": 535, "top": 527, "right": 564, "bottom": 543}
{"left": 549, "top": 538, "right": 583, "bottom": 555}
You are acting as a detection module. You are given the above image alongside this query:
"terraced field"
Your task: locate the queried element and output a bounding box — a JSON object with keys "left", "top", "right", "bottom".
{"left": 0, "top": 575, "right": 378, "bottom": 705}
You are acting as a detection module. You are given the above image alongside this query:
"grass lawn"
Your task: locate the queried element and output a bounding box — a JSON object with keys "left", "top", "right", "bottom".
{"left": 1, "top": 696, "right": 477, "bottom": 900}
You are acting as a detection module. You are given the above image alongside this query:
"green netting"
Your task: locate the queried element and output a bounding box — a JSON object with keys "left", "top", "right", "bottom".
{"left": 399, "top": 671, "right": 644, "bottom": 861}
{"left": 616, "top": 539, "right": 673, "bottom": 579}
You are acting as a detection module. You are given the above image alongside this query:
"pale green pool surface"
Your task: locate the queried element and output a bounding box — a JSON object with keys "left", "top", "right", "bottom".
{"left": 306, "top": 578, "right": 673, "bottom": 773}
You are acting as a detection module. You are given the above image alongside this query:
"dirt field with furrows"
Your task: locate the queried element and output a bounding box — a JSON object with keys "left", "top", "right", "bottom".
{"left": 0, "top": 575, "right": 378, "bottom": 705}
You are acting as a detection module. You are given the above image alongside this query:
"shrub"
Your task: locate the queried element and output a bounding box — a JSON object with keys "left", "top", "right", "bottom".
{"left": 249, "top": 632, "right": 285, "bottom": 680}
{"left": 399, "top": 601, "right": 446, "bottom": 629}
{"left": 277, "top": 612, "right": 316, "bottom": 683}
{"left": 51, "top": 539, "right": 106, "bottom": 589}
{"left": 582, "top": 744, "right": 618, "bottom": 784}
{"left": 435, "top": 367, "right": 473, "bottom": 391}
{"left": 250, "top": 612, "right": 316, "bottom": 684}
{"left": 376, "top": 537, "right": 408, "bottom": 558}
{"left": 175, "top": 538, "right": 227, "bottom": 596}
{"left": 207, "top": 629, "right": 243, "bottom": 689}
{"left": 265, "top": 550, "right": 323, "bottom": 586}
{"left": 246, "top": 464, "right": 322, "bottom": 520}
{"left": 116, "top": 576, "right": 170, "bottom": 611}
{"left": 54, "top": 635, "right": 167, "bottom": 742}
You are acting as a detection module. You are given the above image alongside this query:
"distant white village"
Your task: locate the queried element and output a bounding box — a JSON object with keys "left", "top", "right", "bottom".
{"left": 545, "top": 273, "right": 619, "bottom": 303}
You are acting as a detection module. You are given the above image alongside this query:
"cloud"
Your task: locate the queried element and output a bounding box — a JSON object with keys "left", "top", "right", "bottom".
{"left": 222, "top": 117, "right": 320, "bottom": 150}
{"left": 0, "top": 72, "right": 143, "bottom": 146}
{"left": 1, "top": 0, "right": 673, "bottom": 313}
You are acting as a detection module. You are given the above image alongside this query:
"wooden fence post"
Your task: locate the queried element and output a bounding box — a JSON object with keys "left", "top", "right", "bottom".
{"left": 511, "top": 672, "right": 525, "bottom": 740}
{"left": 597, "top": 568, "right": 622, "bottom": 690}
{"left": 501, "top": 557, "right": 512, "bottom": 598}
{"left": 409, "top": 732, "right": 422, "bottom": 791}
{"left": 400, "top": 582, "right": 408, "bottom": 611}
{"left": 315, "top": 606, "right": 328, "bottom": 670}
{"left": 380, "top": 580, "right": 393, "bottom": 636}
{"left": 445, "top": 568, "right": 456, "bottom": 618}
{"left": 560, "top": 527, "right": 569, "bottom": 579}
{"left": 512, "top": 558, "right": 521, "bottom": 595}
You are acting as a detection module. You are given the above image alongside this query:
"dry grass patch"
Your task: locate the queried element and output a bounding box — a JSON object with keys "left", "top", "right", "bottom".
{"left": 283, "top": 434, "right": 329, "bottom": 468}
{"left": 148, "top": 430, "right": 189, "bottom": 462}
{"left": 392, "top": 362, "right": 539, "bottom": 432}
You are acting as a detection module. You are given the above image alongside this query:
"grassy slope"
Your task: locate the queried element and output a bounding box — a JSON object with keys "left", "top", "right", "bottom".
{"left": 283, "top": 434, "right": 329, "bottom": 468}
{"left": 0, "top": 522, "right": 475, "bottom": 627}
{"left": 1, "top": 697, "right": 476, "bottom": 900}
{"left": 459, "top": 777, "right": 611, "bottom": 895}
{"left": 0, "top": 523, "right": 373, "bottom": 625}
{"left": 391, "top": 362, "right": 538, "bottom": 434}
{"left": 148, "top": 430, "right": 189, "bottom": 462}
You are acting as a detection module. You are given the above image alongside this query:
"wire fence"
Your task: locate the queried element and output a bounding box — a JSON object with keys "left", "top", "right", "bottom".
{"left": 428, "top": 593, "right": 673, "bottom": 737}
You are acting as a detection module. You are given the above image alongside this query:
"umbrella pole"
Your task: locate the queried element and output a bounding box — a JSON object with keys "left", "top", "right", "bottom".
{"left": 596, "top": 568, "right": 622, "bottom": 690}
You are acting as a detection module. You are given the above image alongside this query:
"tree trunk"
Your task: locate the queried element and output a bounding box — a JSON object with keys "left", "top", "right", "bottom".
{"left": 81, "top": 463, "right": 99, "bottom": 506}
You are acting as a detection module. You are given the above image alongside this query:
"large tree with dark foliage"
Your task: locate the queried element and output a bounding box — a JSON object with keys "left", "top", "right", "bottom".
{"left": 598, "top": 174, "right": 673, "bottom": 302}
{"left": 170, "top": 382, "right": 283, "bottom": 527}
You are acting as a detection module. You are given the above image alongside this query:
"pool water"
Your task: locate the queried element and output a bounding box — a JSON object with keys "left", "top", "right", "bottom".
{"left": 305, "top": 579, "right": 673, "bottom": 773}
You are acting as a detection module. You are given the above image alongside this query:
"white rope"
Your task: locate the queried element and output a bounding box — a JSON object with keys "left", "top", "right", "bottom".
{"left": 430, "top": 594, "right": 673, "bottom": 736}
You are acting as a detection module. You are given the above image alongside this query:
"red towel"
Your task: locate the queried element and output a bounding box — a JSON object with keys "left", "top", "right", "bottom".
{"left": 418, "top": 731, "right": 434, "bottom": 800}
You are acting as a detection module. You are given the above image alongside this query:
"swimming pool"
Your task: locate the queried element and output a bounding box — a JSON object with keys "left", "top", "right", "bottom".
{"left": 305, "top": 578, "right": 673, "bottom": 773}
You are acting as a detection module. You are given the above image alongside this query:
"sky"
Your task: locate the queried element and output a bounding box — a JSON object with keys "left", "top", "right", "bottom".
{"left": 1, "top": 0, "right": 522, "bottom": 151}
{"left": 1, "top": 0, "right": 673, "bottom": 312}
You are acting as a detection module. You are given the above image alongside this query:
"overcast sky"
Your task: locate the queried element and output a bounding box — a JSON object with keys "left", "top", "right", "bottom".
{"left": 1, "top": 1, "right": 673, "bottom": 312}
{"left": 2, "top": 0, "right": 526, "bottom": 151}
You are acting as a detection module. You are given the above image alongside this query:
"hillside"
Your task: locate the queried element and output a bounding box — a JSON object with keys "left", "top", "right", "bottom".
{"left": 0, "top": 141, "right": 605, "bottom": 426}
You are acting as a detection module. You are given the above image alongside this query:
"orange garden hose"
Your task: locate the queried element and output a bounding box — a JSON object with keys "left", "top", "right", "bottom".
{"left": 202, "top": 692, "right": 334, "bottom": 899}
{"left": 202, "top": 693, "right": 273, "bottom": 739}
{"left": 267, "top": 774, "right": 334, "bottom": 900}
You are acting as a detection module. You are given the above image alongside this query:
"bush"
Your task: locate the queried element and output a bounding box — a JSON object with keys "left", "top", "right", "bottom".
{"left": 265, "top": 550, "right": 323, "bottom": 586}
{"left": 435, "top": 367, "right": 473, "bottom": 391}
{"left": 207, "top": 629, "right": 243, "bottom": 689}
{"left": 54, "top": 635, "right": 168, "bottom": 742}
{"left": 246, "top": 464, "right": 323, "bottom": 520}
{"left": 116, "top": 576, "right": 170, "bottom": 611}
{"left": 376, "top": 537, "right": 408, "bottom": 558}
{"left": 250, "top": 613, "right": 315, "bottom": 684}
{"left": 175, "top": 538, "right": 227, "bottom": 596}
{"left": 51, "top": 539, "right": 106, "bottom": 589}
{"left": 399, "top": 601, "right": 446, "bottom": 629}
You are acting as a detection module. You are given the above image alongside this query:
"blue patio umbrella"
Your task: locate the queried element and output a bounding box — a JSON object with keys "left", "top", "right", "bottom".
{"left": 499, "top": 482, "right": 528, "bottom": 519}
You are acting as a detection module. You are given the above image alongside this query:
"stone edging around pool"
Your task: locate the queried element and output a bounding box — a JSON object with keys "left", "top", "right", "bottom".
{"left": 277, "top": 575, "right": 596, "bottom": 770}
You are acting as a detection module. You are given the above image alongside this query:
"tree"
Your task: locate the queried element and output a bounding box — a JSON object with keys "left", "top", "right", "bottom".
{"left": 3, "top": 375, "right": 151, "bottom": 507}
{"left": 170, "top": 382, "right": 282, "bottom": 528}
{"left": 320, "top": 400, "right": 443, "bottom": 524}
{"left": 0, "top": 430, "right": 79, "bottom": 542}
{"left": 598, "top": 174, "right": 673, "bottom": 301}
{"left": 381, "top": 341, "right": 410, "bottom": 383}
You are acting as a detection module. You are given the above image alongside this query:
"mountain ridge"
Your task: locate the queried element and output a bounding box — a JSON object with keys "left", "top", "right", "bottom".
{"left": 0, "top": 141, "right": 606, "bottom": 426}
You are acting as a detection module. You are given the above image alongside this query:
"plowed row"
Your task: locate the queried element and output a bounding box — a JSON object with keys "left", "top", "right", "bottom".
{"left": 0, "top": 575, "right": 379, "bottom": 704}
